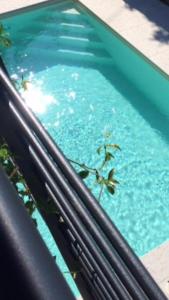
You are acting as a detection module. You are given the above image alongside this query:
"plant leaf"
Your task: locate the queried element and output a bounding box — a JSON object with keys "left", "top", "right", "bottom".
{"left": 105, "top": 152, "right": 114, "bottom": 162}
{"left": 107, "top": 185, "right": 115, "bottom": 195}
{"left": 108, "top": 178, "right": 120, "bottom": 187}
{"left": 108, "top": 168, "right": 115, "bottom": 180}
{"left": 73, "top": 272, "right": 77, "bottom": 279}
{"left": 107, "top": 144, "right": 121, "bottom": 151}
{"left": 25, "top": 200, "right": 36, "bottom": 216}
{"left": 22, "top": 80, "right": 30, "bottom": 91}
{"left": 78, "top": 170, "right": 89, "bottom": 179}
{"left": 112, "top": 179, "right": 120, "bottom": 184}
{"left": 2, "top": 37, "right": 12, "bottom": 47}
{"left": 0, "top": 24, "right": 4, "bottom": 34}
{"left": 97, "top": 146, "right": 102, "bottom": 155}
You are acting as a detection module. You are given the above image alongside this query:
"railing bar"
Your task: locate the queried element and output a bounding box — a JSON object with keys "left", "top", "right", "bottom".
{"left": 8, "top": 100, "right": 148, "bottom": 300}
{"left": 46, "top": 183, "right": 120, "bottom": 300}
{"left": 29, "top": 144, "right": 122, "bottom": 299}
{"left": 9, "top": 101, "right": 132, "bottom": 300}
{"left": 73, "top": 247, "right": 112, "bottom": 300}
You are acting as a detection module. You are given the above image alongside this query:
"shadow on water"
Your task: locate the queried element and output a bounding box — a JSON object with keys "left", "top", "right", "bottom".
{"left": 122, "top": 0, "right": 169, "bottom": 43}
{"left": 99, "top": 64, "right": 169, "bottom": 144}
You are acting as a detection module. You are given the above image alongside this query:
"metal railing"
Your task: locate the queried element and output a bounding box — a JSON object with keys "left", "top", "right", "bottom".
{"left": 0, "top": 165, "right": 76, "bottom": 300}
{"left": 0, "top": 61, "right": 167, "bottom": 300}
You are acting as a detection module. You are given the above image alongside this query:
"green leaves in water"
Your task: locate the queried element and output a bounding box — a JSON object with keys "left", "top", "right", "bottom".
{"left": 0, "top": 138, "right": 38, "bottom": 223}
{"left": 25, "top": 200, "right": 36, "bottom": 217}
{"left": 78, "top": 170, "right": 89, "bottom": 179}
{"left": 0, "top": 23, "right": 12, "bottom": 49}
{"left": 105, "top": 151, "right": 114, "bottom": 162}
{"left": 71, "top": 134, "right": 121, "bottom": 202}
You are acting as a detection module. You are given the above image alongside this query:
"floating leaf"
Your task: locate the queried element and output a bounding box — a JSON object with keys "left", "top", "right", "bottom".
{"left": 78, "top": 170, "right": 89, "bottom": 179}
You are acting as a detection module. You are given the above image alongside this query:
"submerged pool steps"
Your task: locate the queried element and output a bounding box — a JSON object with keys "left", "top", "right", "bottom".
{"left": 51, "top": 9, "right": 89, "bottom": 25}
{"left": 26, "top": 47, "right": 113, "bottom": 66}
{"left": 57, "top": 36, "right": 104, "bottom": 50}
{"left": 14, "top": 6, "right": 114, "bottom": 67}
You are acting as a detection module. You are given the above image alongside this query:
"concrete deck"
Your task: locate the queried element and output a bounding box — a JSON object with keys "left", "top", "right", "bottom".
{"left": 79, "top": 0, "right": 169, "bottom": 75}
{"left": 0, "top": 0, "right": 169, "bottom": 298}
{"left": 142, "top": 241, "right": 169, "bottom": 299}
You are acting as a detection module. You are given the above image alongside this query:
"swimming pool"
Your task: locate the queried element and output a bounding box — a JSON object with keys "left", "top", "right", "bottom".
{"left": 1, "top": 0, "right": 169, "bottom": 261}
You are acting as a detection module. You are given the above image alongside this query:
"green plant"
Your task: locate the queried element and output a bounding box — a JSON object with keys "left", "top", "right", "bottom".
{"left": 70, "top": 132, "right": 120, "bottom": 202}
{"left": 0, "top": 23, "right": 12, "bottom": 49}
{"left": 0, "top": 138, "right": 37, "bottom": 223}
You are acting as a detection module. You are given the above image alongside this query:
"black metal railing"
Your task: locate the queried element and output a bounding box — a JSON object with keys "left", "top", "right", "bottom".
{"left": 0, "top": 165, "right": 76, "bottom": 300}
{"left": 0, "top": 62, "right": 167, "bottom": 300}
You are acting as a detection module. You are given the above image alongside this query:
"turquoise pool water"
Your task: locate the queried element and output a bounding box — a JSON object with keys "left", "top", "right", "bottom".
{"left": 1, "top": 0, "right": 169, "bottom": 264}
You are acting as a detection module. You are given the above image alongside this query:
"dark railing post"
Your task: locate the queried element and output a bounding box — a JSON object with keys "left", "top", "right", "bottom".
{"left": 0, "top": 165, "right": 76, "bottom": 300}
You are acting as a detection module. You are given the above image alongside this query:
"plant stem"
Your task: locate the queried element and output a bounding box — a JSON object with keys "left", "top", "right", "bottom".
{"left": 69, "top": 159, "right": 97, "bottom": 174}
{"left": 9, "top": 166, "right": 18, "bottom": 179}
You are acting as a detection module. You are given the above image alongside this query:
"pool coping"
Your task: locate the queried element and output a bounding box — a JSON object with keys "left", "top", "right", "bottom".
{"left": 141, "top": 240, "right": 169, "bottom": 299}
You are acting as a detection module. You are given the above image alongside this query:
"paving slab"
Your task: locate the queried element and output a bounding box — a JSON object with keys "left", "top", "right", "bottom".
{"left": 142, "top": 241, "right": 169, "bottom": 299}
{"left": 0, "top": 0, "right": 48, "bottom": 14}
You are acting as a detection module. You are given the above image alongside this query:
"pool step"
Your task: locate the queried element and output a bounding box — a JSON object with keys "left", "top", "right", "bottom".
{"left": 28, "top": 47, "right": 113, "bottom": 66}
{"left": 27, "top": 33, "right": 105, "bottom": 52}
{"left": 24, "top": 33, "right": 111, "bottom": 61}
{"left": 51, "top": 9, "right": 89, "bottom": 25}
{"left": 57, "top": 48, "right": 111, "bottom": 62}
{"left": 57, "top": 35, "right": 104, "bottom": 50}
{"left": 13, "top": 28, "right": 103, "bottom": 53}
{"left": 36, "top": 20, "right": 95, "bottom": 36}
{"left": 36, "top": 7, "right": 90, "bottom": 27}
{"left": 14, "top": 5, "right": 113, "bottom": 67}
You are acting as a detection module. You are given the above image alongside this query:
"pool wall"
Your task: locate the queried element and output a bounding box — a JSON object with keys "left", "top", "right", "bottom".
{"left": 78, "top": 3, "right": 169, "bottom": 118}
